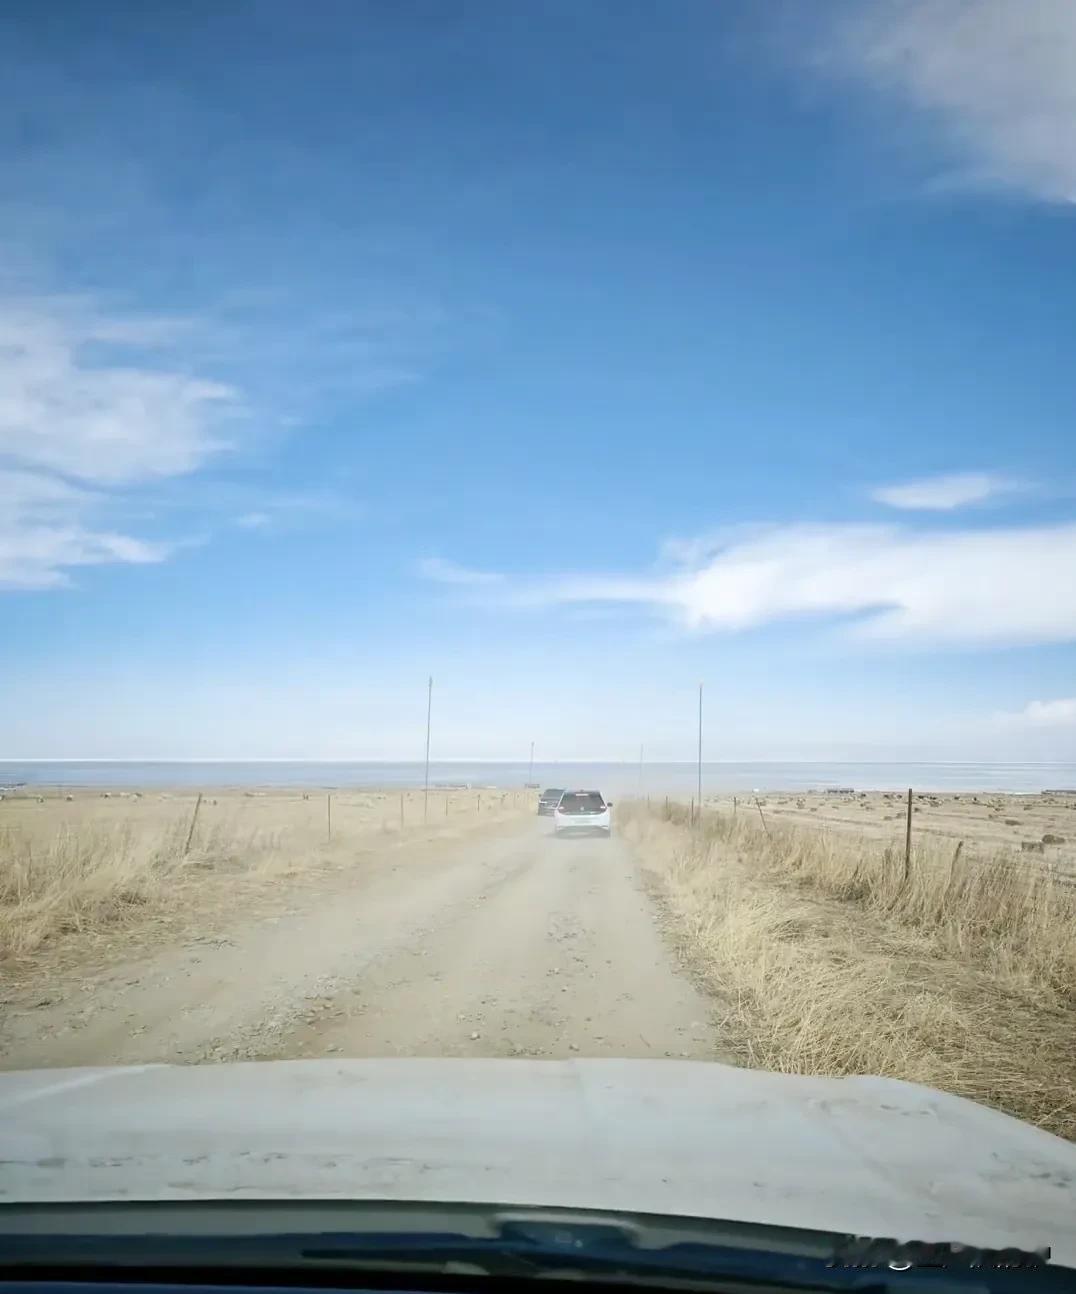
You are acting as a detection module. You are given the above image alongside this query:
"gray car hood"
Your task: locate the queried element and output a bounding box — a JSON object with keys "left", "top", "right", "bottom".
{"left": 1, "top": 1058, "right": 1073, "bottom": 1263}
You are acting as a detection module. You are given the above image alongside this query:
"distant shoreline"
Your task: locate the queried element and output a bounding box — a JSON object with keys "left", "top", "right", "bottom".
{"left": 5, "top": 759, "right": 1074, "bottom": 765}
{"left": 3, "top": 759, "right": 1076, "bottom": 794}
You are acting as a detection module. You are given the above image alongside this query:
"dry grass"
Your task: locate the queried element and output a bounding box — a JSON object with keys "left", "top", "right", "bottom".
{"left": 701, "top": 788, "right": 1076, "bottom": 877}
{"left": 0, "top": 819, "right": 282, "bottom": 963}
{"left": 0, "top": 788, "right": 532, "bottom": 966}
{"left": 621, "top": 801, "right": 1076, "bottom": 1140}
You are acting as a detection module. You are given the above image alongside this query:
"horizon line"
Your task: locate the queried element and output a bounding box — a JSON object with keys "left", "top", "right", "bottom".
{"left": 2, "top": 758, "right": 1074, "bottom": 767}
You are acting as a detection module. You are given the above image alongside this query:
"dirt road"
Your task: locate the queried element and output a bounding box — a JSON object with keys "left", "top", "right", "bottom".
{"left": 1, "top": 820, "right": 717, "bottom": 1069}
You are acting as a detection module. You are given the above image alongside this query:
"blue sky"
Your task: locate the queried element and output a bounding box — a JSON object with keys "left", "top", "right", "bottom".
{"left": 3, "top": 0, "right": 1076, "bottom": 760}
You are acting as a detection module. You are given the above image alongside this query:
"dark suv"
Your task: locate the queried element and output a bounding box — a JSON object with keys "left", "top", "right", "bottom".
{"left": 537, "top": 788, "right": 564, "bottom": 816}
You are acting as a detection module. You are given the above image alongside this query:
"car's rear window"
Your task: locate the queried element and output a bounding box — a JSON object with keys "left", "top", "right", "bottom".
{"left": 541, "top": 788, "right": 564, "bottom": 798}
{"left": 559, "top": 792, "right": 605, "bottom": 812}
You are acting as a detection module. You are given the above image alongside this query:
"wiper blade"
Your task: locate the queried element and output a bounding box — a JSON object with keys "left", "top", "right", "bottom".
{"left": 300, "top": 1227, "right": 1062, "bottom": 1292}
{"left": 3, "top": 1225, "right": 1065, "bottom": 1294}
{"left": 0, "top": 1205, "right": 1067, "bottom": 1293}
{"left": 303, "top": 1232, "right": 882, "bottom": 1289}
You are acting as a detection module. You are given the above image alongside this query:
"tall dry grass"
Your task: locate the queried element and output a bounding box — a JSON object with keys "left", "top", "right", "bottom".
{"left": 0, "top": 789, "right": 533, "bottom": 966}
{"left": 622, "top": 801, "right": 1076, "bottom": 1140}
{"left": 0, "top": 817, "right": 284, "bottom": 964}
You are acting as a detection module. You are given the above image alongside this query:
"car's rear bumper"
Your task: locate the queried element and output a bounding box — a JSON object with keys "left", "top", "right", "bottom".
{"left": 553, "top": 816, "right": 611, "bottom": 835}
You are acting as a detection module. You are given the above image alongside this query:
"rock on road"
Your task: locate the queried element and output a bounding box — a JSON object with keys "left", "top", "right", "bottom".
{"left": 1, "top": 820, "right": 718, "bottom": 1069}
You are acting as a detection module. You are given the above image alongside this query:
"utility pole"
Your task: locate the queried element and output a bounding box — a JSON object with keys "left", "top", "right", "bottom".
{"left": 528, "top": 740, "right": 534, "bottom": 784}
{"left": 696, "top": 683, "right": 703, "bottom": 826}
{"left": 423, "top": 675, "right": 433, "bottom": 823}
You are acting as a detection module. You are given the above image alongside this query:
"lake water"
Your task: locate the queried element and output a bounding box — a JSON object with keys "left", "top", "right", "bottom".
{"left": 3, "top": 761, "right": 1076, "bottom": 795}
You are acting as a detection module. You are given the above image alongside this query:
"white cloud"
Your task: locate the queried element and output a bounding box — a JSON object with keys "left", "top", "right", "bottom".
{"left": 657, "top": 527, "right": 762, "bottom": 566}
{"left": 826, "top": 0, "right": 1076, "bottom": 202}
{"left": 463, "top": 520, "right": 1076, "bottom": 647}
{"left": 871, "top": 471, "right": 1017, "bottom": 510}
{"left": 235, "top": 511, "right": 271, "bottom": 530}
{"left": 0, "top": 296, "right": 237, "bottom": 588}
{"left": 0, "top": 524, "right": 166, "bottom": 591}
{"left": 0, "top": 468, "right": 168, "bottom": 589}
{"left": 418, "top": 556, "right": 504, "bottom": 586}
{"left": 0, "top": 298, "right": 236, "bottom": 485}
{"left": 998, "top": 698, "right": 1076, "bottom": 727}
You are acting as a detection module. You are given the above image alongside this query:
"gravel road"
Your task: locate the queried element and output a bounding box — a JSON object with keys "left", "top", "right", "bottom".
{"left": 1, "top": 820, "right": 717, "bottom": 1069}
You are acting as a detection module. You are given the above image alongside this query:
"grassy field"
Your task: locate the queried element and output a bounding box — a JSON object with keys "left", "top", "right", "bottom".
{"left": 0, "top": 786, "right": 533, "bottom": 967}
{"left": 703, "top": 788, "right": 1076, "bottom": 876}
{"left": 622, "top": 800, "right": 1076, "bottom": 1140}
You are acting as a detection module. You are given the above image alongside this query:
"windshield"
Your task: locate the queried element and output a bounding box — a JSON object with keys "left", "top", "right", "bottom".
{"left": 557, "top": 792, "right": 605, "bottom": 812}
{"left": 1, "top": 0, "right": 1074, "bottom": 1275}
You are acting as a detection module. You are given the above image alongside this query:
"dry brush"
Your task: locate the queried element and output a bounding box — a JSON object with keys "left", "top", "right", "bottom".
{"left": 0, "top": 789, "right": 532, "bottom": 966}
{"left": 622, "top": 801, "right": 1076, "bottom": 1140}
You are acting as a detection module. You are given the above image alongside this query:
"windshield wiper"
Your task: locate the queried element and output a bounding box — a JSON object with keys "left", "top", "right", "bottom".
{"left": 0, "top": 1203, "right": 1066, "bottom": 1294}
{"left": 297, "top": 1224, "right": 1061, "bottom": 1292}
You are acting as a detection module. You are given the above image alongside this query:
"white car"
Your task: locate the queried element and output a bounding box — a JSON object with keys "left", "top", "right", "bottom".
{"left": 553, "top": 789, "right": 612, "bottom": 837}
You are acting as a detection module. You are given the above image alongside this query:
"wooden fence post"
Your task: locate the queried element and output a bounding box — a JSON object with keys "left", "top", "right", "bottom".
{"left": 183, "top": 793, "right": 203, "bottom": 856}
{"left": 904, "top": 787, "right": 913, "bottom": 886}
{"left": 755, "top": 796, "right": 771, "bottom": 839}
{"left": 327, "top": 792, "right": 332, "bottom": 843}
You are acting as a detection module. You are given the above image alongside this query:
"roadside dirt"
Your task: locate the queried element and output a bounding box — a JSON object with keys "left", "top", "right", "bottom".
{"left": 0, "top": 821, "right": 719, "bottom": 1069}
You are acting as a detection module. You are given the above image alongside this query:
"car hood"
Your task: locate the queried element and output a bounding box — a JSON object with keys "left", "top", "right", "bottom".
{"left": 1, "top": 1058, "right": 1073, "bottom": 1262}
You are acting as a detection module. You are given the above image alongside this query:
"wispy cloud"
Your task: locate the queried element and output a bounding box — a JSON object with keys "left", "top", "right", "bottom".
{"left": 995, "top": 698, "right": 1076, "bottom": 727}
{"left": 235, "top": 511, "right": 271, "bottom": 531}
{"left": 181, "top": 296, "right": 437, "bottom": 418}
{"left": 443, "top": 520, "right": 1076, "bottom": 647}
{"left": 871, "top": 471, "right": 1019, "bottom": 510}
{"left": 0, "top": 289, "right": 424, "bottom": 588}
{"left": 0, "top": 295, "right": 236, "bottom": 588}
{"left": 0, "top": 467, "right": 169, "bottom": 590}
{"left": 823, "top": 0, "right": 1076, "bottom": 202}
{"left": 0, "top": 297, "right": 236, "bottom": 485}
{"left": 418, "top": 556, "right": 505, "bottom": 586}
{"left": 223, "top": 489, "right": 361, "bottom": 533}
